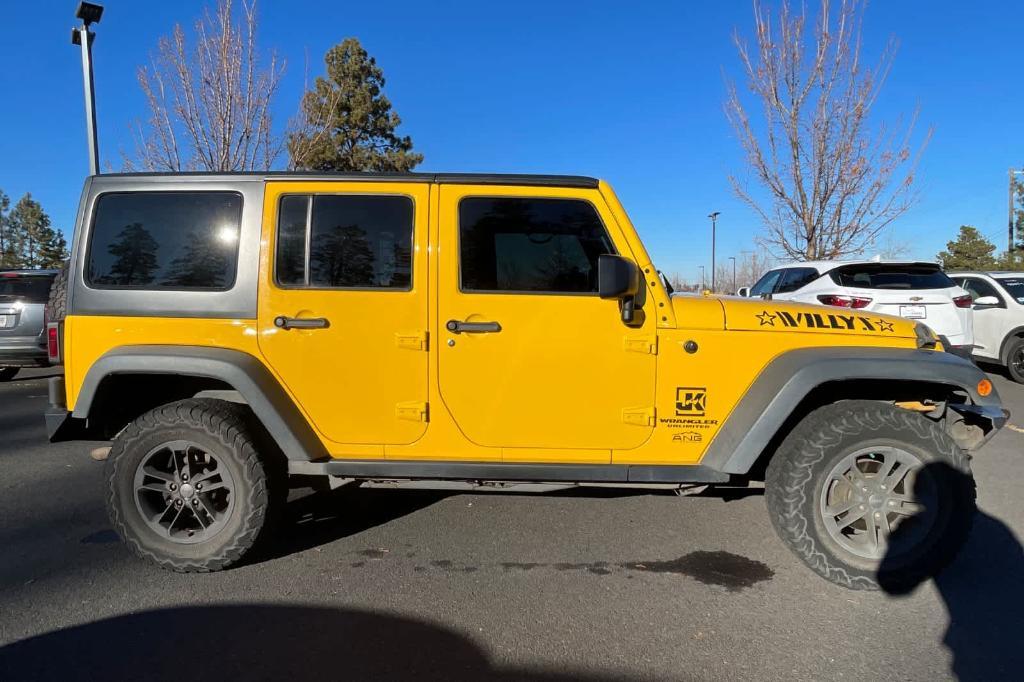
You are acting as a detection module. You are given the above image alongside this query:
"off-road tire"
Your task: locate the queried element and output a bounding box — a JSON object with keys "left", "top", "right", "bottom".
{"left": 1005, "top": 337, "right": 1024, "bottom": 383}
{"left": 765, "top": 400, "right": 975, "bottom": 590}
{"left": 106, "top": 399, "right": 283, "bottom": 572}
{"left": 0, "top": 367, "right": 18, "bottom": 382}
{"left": 45, "top": 260, "right": 69, "bottom": 323}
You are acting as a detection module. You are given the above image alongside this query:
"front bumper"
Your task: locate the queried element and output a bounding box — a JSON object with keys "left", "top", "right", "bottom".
{"left": 948, "top": 403, "right": 1011, "bottom": 449}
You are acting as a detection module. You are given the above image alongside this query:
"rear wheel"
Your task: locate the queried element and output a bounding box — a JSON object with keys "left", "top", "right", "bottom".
{"left": 106, "top": 399, "right": 284, "bottom": 572}
{"left": 1006, "top": 337, "right": 1024, "bottom": 383}
{"left": 0, "top": 367, "right": 18, "bottom": 381}
{"left": 766, "top": 400, "right": 975, "bottom": 590}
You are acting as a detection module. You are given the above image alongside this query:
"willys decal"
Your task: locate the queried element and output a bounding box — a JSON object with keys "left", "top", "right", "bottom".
{"left": 757, "top": 310, "right": 894, "bottom": 333}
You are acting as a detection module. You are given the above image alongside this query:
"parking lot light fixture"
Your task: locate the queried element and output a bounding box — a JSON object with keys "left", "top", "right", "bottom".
{"left": 708, "top": 212, "right": 720, "bottom": 292}
{"left": 71, "top": 3, "right": 104, "bottom": 176}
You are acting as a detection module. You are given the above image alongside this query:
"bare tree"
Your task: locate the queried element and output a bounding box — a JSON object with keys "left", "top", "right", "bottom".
{"left": 726, "top": 0, "right": 929, "bottom": 261}
{"left": 130, "top": 0, "right": 285, "bottom": 171}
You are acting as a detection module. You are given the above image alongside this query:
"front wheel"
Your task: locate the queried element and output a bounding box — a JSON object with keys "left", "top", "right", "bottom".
{"left": 766, "top": 400, "right": 975, "bottom": 590}
{"left": 106, "top": 399, "right": 284, "bottom": 572}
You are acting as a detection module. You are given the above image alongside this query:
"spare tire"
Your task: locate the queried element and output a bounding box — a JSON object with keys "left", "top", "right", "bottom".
{"left": 46, "top": 260, "right": 69, "bottom": 323}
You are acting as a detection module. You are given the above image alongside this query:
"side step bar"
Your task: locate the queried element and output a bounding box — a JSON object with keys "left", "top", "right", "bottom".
{"left": 288, "top": 459, "right": 731, "bottom": 484}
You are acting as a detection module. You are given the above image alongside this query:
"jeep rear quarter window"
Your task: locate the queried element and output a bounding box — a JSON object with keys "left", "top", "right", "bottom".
{"left": 458, "top": 197, "right": 614, "bottom": 293}
{"left": 86, "top": 191, "right": 242, "bottom": 289}
{"left": 829, "top": 263, "right": 953, "bottom": 290}
{"left": 275, "top": 194, "right": 414, "bottom": 289}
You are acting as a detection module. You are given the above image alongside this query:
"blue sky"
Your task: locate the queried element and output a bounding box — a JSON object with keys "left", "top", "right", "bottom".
{"left": 0, "top": 1, "right": 1021, "bottom": 281}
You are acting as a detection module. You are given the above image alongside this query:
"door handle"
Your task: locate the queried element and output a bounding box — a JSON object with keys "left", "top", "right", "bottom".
{"left": 274, "top": 316, "right": 330, "bottom": 330}
{"left": 446, "top": 319, "right": 502, "bottom": 334}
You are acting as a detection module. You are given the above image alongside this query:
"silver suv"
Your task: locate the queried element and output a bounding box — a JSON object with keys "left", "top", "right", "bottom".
{"left": 0, "top": 269, "right": 58, "bottom": 380}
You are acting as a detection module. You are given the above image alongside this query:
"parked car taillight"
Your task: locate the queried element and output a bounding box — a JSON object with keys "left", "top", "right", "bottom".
{"left": 953, "top": 295, "right": 973, "bottom": 308}
{"left": 817, "top": 294, "right": 872, "bottom": 309}
{"left": 47, "top": 324, "right": 61, "bottom": 363}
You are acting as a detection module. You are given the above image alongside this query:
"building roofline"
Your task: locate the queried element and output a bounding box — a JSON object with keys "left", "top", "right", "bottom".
{"left": 90, "top": 171, "right": 601, "bottom": 189}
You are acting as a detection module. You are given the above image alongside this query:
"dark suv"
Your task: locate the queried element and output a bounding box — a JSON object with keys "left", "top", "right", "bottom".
{"left": 0, "top": 269, "right": 58, "bottom": 380}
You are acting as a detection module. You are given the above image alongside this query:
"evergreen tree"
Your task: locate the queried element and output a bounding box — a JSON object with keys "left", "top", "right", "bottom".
{"left": 6, "top": 193, "right": 68, "bottom": 269}
{"left": 102, "top": 223, "right": 160, "bottom": 285}
{"left": 287, "top": 38, "right": 423, "bottom": 172}
{"left": 937, "top": 226, "right": 999, "bottom": 271}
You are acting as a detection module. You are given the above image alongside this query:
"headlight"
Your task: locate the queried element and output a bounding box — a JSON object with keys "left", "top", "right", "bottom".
{"left": 915, "top": 322, "right": 938, "bottom": 350}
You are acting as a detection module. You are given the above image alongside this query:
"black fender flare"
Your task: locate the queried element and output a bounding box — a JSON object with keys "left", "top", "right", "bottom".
{"left": 699, "top": 347, "right": 1003, "bottom": 475}
{"left": 73, "top": 345, "right": 327, "bottom": 461}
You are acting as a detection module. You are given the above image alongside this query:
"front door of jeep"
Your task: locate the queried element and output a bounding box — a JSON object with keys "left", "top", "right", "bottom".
{"left": 257, "top": 181, "right": 429, "bottom": 448}
{"left": 436, "top": 185, "right": 657, "bottom": 460}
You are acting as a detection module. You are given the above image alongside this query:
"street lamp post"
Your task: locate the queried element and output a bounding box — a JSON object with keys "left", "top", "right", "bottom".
{"left": 708, "top": 212, "right": 720, "bottom": 292}
{"left": 729, "top": 256, "right": 736, "bottom": 294}
{"left": 71, "top": 2, "right": 104, "bottom": 176}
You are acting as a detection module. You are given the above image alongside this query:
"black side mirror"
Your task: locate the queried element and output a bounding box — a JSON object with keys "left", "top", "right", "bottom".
{"left": 598, "top": 254, "right": 641, "bottom": 323}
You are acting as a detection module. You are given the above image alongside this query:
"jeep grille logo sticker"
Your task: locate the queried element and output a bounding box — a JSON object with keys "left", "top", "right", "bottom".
{"left": 757, "top": 310, "right": 894, "bottom": 333}
{"left": 676, "top": 387, "right": 706, "bottom": 416}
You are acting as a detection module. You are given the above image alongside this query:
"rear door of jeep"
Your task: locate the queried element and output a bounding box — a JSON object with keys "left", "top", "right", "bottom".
{"left": 257, "top": 180, "right": 430, "bottom": 448}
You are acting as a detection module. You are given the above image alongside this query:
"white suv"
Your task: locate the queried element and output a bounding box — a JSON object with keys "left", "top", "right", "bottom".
{"left": 746, "top": 261, "right": 974, "bottom": 357}
{"left": 949, "top": 271, "right": 1024, "bottom": 382}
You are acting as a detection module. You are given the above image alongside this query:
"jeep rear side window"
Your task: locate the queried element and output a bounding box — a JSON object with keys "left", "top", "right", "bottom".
{"left": 275, "top": 195, "right": 413, "bottom": 289}
{"left": 86, "top": 191, "right": 242, "bottom": 290}
{"left": 459, "top": 197, "right": 614, "bottom": 293}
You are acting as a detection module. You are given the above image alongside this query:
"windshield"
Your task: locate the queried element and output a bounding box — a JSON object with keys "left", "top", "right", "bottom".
{"left": 995, "top": 277, "right": 1024, "bottom": 304}
{"left": 0, "top": 274, "right": 55, "bottom": 303}
{"left": 829, "top": 264, "right": 953, "bottom": 290}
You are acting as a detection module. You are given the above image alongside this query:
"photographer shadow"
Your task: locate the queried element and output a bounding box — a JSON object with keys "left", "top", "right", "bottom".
{"left": 878, "top": 462, "right": 1024, "bottom": 681}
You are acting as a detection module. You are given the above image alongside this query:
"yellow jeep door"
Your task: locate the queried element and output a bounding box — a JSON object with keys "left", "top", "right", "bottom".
{"left": 257, "top": 181, "right": 429, "bottom": 447}
{"left": 437, "top": 184, "right": 657, "bottom": 458}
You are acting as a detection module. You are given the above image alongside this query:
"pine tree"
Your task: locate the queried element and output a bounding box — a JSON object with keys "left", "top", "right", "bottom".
{"left": 6, "top": 193, "right": 68, "bottom": 269}
{"left": 937, "top": 226, "right": 999, "bottom": 270}
{"left": 287, "top": 38, "right": 423, "bottom": 172}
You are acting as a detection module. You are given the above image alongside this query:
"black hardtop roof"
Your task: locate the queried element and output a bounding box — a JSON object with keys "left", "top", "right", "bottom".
{"left": 92, "top": 171, "right": 600, "bottom": 189}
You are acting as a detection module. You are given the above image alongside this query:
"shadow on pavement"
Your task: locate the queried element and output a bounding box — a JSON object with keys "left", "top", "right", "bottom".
{"left": 262, "top": 482, "right": 762, "bottom": 562}
{"left": 0, "top": 604, "right": 638, "bottom": 682}
{"left": 878, "top": 462, "right": 1024, "bottom": 681}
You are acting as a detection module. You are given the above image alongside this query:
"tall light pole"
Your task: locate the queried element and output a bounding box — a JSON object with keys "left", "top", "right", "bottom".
{"left": 71, "top": 2, "right": 104, "bottom": 176}
{"left": 698, "top": 265, "right": 705, "bottom": 291}
{"left": 708, "top": 212, "right": 720, "bottom": 292}
{"left": 728, "top": 256, "right": 736, "bottom": 294}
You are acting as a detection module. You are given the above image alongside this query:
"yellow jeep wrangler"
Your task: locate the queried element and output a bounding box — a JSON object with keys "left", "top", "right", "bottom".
{"left": 45, "top": 172, "right": 1007, "bottom": 589}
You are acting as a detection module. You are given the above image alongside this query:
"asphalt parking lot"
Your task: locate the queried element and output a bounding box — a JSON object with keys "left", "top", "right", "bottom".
{"left": 1, "top": 366, "right": 1022, "bottom": 681}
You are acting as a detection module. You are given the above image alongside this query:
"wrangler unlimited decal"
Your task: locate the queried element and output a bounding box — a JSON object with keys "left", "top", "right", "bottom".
{"left": 757, "top": 310, "right": 895, "bottom": 333}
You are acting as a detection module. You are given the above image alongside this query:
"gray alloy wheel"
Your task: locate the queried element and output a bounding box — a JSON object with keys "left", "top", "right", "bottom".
{"left": 133, "top": 439, "right": 237, "bottom": 544}
{"left": 817, "top": 446, "right": 937, "bottom": 561}
{"left": 106, "top": 399, "right": 284, "bottom": 572}
{"left": 766, "top": 400, "right": 975, "bottom": 590}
